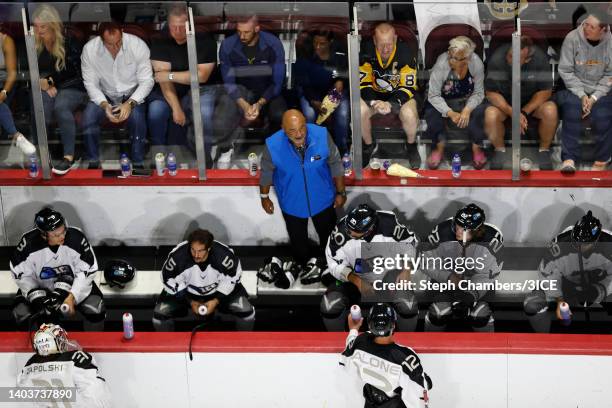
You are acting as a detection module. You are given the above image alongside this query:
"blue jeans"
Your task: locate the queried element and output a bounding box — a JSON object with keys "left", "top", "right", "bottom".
{"left": 557, "top": 90, "right": 612, "bottom": 162}
{"left": 42, "top": 88, "right": 87, "bottom": 157}
{"left": 147, "top": 86, "right": 216, "bottom": 157}
{"left": 82, "top": 101, "right": 147, "bottom": 163}
{"left": 0, "top": 101, "right": 17, "bottom": 136}
{"left": 300, "top": 93, "right": 349, "bottom": 155}
{"left": 423, "top": 101, "right": 486, "bottom": 146}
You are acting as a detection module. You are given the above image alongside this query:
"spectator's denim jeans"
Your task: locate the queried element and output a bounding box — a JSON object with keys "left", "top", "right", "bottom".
{"left": 0, "top": 101, "right": 17, "bottom": 136}
{"left": 82, "top": 101, "right": 147, "bottom": 164}
{"left": 423, "top": 101, "right": 486, "bottom": 147}
{"left": 41, "top": 88, "right": 87, "bottom": 157}
{"left": 557, "top": 90, "right": 612, "bottom": 162}
{"left": 299, "top": 92, "right": 350, "bottom": 155}
{"left": 147, "top": 86, "right": 216, "bottom": 157}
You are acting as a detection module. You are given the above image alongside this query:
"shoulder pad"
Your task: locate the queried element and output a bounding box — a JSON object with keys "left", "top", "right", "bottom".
{"left": 11, "top": 229, "right": 46, "bottom": 267}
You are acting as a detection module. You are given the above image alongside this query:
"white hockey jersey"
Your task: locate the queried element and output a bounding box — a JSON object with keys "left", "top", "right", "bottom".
{"left": 341, "top": 330, "right": 432, "bottom": 408}
{"left": 325, "top": 211, "right": 418, "bottom": 283}
{"left": 17, "top": 350, "right": 112, "bottom": 408}
{"left": 161, "top": 240, "right": 242, "bottom": 299}
{"left": 10, "top": 228, "right": 98, "bottom": 304}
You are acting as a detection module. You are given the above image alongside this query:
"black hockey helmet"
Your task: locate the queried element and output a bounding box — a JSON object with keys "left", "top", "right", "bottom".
{"left": 572, "top": 211, "right": 602, "bottom": 243}
{"left": 453, "top": 203, "right": 485, "bottom": 231}
{"left": 345, "top": 204, "right": 377, "bottom": 236}
{"left": 368, "top": 303, "right": 396, "bottom": 337}
{"left": 104, "top": 259, "right": 136, "bottom": 289}
{"left": 35, "top": 208, "right": 65, "bottom": 233}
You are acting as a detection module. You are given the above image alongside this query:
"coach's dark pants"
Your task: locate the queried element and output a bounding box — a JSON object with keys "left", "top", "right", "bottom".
{"left": 282, "top": 205, "right": 337, "bottom": 267}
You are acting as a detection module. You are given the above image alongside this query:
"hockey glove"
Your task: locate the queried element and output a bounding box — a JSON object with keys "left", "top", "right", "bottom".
{"left": 300, "top": 258, "right": 322, "bottom": 285}
{"left": 257, "top": 257, "right": 283, "bottom": 284}
{"left": 275, "top": 261, "right": 300, "bottom": 289}
{"left": 26, "top": 289, "right": 49, "bottom": 313}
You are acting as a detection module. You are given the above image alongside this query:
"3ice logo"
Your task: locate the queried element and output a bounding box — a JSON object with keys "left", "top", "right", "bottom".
{"left": 40, "top": 267, "right": 57, "bottom": 280}
{"left": 39, "top": 265, "right": 73, "bottom": 280}
{"left": 592, "top": 226, "right": 599, "bottom": 237}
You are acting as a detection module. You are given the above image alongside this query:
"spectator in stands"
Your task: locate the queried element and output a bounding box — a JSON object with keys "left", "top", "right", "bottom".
{"left": 485, "top": 36, "right": 558, "bottom": 170}
{"left": 0, "top": 29, "right": 35, "bottom": 157}
{"left": 33, "top": 4, "right": 87, "bottom": 175}
{"left": 557, "top": 11, "right": 612, "bottom": 173}
{"left": 359, "top": 22, "right": 420, "bottom": 169}
{"left": 81, "top": 22, "right": 153, "bottom": 169}
{"left": 293, "top": 30, "right": 349, "bottom": 155}
{"left": 147, "top": 4, "right": 218, "bottom": 168}
{"left": 217, "top": 15, "right": 287, "bottom": 168}
{"left": 425, "top": 36, "right": 487, "bottom": 169}
{"left": 259, "top": 109, "right": 345, "bottom": 285}
{"left": 153, "top": 228, "right": 255, "bottom": 331}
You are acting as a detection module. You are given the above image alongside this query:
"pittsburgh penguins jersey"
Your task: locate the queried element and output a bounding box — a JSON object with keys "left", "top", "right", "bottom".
{"left": 10, "top": 228, "right": 98, "bottom": 305}
{"left": 538, "top": 227, "right": 612, "bottom": 300}
{"left": 341, "top": 331, "right": 432, "bottom": 408}
{"left": 421, "top": 219, "right": 504, "bottom": 300}
{"left": 326, "top": 211, "right": 418, "bottom": 283}
{"left": 17, "top": 350, "right": 112, "bottom": 408}
{"left": 161, "top": 240, "right": 242, "bottom": 299}
{"left": 359, "top": 39, "right": 418, "bottom": 107}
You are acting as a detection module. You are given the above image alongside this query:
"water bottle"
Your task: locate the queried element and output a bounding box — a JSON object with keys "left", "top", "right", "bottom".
{"left": 342, "top": 153, "right": 352, "bottom": 177}
{"left": 167, "top": 152, "right": 177, "bottom": 176}
{"left": 248, "top": 152, "right": 258, "bottom": 176}
{"left": 350, "top": 305, "right": 362, "bottom": 322}
{"left": 559, "top": 302, "right": 571, "bottom": 326}
{"left": 28, "top": 155, "right": 39, "bottom": 178}
{"left": 198, "top": 305, "right": 208, "bottom": 316}
{"left": 123, "top": 312, "right": 134, "bottom": 339}
{"left": 60, "top": 303, "right": 70, "bottom": 316}
{"left": 451, "top": 153, "right": 461, "bottom": 178}
{"left": 120, "top": 153, "right": 131, "bottom": 177}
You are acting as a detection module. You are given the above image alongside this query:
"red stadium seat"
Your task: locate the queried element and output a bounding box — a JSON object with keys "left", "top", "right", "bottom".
{"left": 424, "top": 23, "right": 484, "bottom": 69}
{"left": 488, "top": 23, "right": 550, "bottom": 60}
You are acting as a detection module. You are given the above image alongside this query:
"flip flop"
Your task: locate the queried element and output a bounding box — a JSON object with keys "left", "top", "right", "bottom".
{"left": 472, "top": 149, "right": 487, "bottom": 170}
{"left": 427, "top": 150, "right": 443, "bottom": 169}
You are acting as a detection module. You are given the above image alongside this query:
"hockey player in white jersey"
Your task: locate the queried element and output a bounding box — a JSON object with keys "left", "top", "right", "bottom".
{"left": 321, "top": 204, "right": 419, "bottom": 332}
{"left": 524, "top": 211, "right": 612, "bottom": 332}
{"left": 341, "top": 303, "right": 432, "bottom": 408}
{"left": 10, "top": 208, "right": 105, "bottom": 331}
{"left": 421, "top": 203, "right": 503, "bottom": 332}
{"left": 17, "top": 323, "right": 112, "bottom": 407}
{"left": 153, "top": 228, "right": 255, "bottom": 331}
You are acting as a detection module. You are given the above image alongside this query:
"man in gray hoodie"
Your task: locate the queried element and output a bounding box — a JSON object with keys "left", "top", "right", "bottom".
{"left": 558, "top": 10, "right": 612, "bottom": 173}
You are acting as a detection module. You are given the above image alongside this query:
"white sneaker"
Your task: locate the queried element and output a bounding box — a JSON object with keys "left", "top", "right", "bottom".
{"left": 216, "top": 148, "right": 234, "bottom": 169}
{"left": 14, "top": 133, "right": 36, "bottom": 156}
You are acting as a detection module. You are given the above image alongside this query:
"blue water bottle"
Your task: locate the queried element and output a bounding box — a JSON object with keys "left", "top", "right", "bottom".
{"left": 451, "top": 153, "right": 461, "bottom": 178}
{"left": 342, "top": 153, "right": 352, "bottom": 177}
{"left": 120, "top": 153, "right": 131, "bottom": 177}
{"left": 167, "top": 152, "right": 177, "bottom": 176}
{"left": 28, "top": 155, "right": 39, "bottom": 178}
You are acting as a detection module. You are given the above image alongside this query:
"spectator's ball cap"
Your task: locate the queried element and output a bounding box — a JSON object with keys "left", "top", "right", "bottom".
{"left": 104, "top": 260, "right": 136, "bottom": 289}
{"left": 35, "top": 208, "right": 65, "bottom": 233}
{"left": 368, "top": 303, "right": 396, "bottom": 337}
{"left": 572, "top": 210, "right": 602, "bottom": 243}
{"left": 346, "top": 204, "right": 378, "bottom": 235}
{"left": 33, "top": 323, "right": 68, "bottom": 356}
{"left": 453, "top": 203, "right": 485, "bottom": 231}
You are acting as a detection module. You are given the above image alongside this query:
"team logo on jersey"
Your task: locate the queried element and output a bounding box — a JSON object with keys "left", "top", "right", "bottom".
{"left": 39, "top": 265, "right": 74, "bottom": 280}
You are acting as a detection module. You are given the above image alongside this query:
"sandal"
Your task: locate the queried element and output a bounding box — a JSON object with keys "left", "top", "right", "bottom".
{"left": 427, "top": 149, "right": 443, "bottom": 169}
{"left": 472, "top": 149, "right": 487, "bottom": 170}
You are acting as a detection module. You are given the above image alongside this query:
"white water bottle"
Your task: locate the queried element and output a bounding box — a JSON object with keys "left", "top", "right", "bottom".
{"left": 60, "top": 303, "right": 70, "bottom": 315}
{"left": 350, "top": 305, "right": 362, "bottom": 322}
{"left": 123, "top": 312, "right": 134, "bottom": 339}
{"left": 167, "top": 152, "right": 177, "bottom": 176}
{"left": 198, "top": 305, "right": 208, "bottom": 316}
{"left": 559, "top": 302, "right": 571, "bottom": 326}
{"left": 120, "top": 153, "right": 131, "bottom": 177}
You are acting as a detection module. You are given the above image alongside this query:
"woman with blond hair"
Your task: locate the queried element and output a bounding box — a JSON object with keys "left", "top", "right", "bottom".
{"left": 33, "top": 4, "right": 87, "bottom": 174}
{"left": 425, "top": 35, "right": 487, "bottom": 170}
{"left": 0, "top": 27, "right": 36, "bottom": 158}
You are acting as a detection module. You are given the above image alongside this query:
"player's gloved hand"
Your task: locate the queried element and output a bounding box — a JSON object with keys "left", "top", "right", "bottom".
{"left": 451, "top": 290, "right": 476, "bottom": 318}
{"left": 257, "top": 256, "right": 282, "bottom": 284}
{"left": 27, "top": 289, "right": 49, "bottom": 313}
{"left": 320, "top": 269, "right": 336, "bottom": 286}
{"left": 300, "top": 258, "right": 322, "bottom": 285}
{"left": 276, "top": 261, "right": 300, "bottom": 289}
{"left": 336, "top": 265, "right": 353, "bottom": 282}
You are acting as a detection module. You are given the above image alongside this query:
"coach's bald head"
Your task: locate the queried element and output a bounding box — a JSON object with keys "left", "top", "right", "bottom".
{"left": 282, "top": 110, "right": 307, "bottom": 147}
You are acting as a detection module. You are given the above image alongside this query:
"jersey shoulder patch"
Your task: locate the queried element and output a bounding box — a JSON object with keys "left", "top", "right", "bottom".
{"left": 163, "top": 242, "right": 195, "bottom": 276}
{"left": 11, "top": 229, "right": 46, "bottom": 267}
{"left": 208, "top": 241, "right": 239, "bottom": 276}
{"left": 328, "top": 218, "right": 352, "bottom": 255}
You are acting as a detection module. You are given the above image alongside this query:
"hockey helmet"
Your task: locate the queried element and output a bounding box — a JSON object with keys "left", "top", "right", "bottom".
{"left": 104, "top": 259, "right": 136, "bottom": 289}
{"left": 32, "top": 324, "right": 69, "bottom": 356}
{"left": 572, "top": 211, "right": 602, "bottom": 243}
{"left": 368, "top": 303, "right": 396, "bottom": 337}
{"left": 346, "top": 204, "right": 378, "bottom": 236}
{"left": 35, "top": 208, "right": 65, "bottom": 233}
{"left": 453, "top": 203, "right": 485, "bottom": 231}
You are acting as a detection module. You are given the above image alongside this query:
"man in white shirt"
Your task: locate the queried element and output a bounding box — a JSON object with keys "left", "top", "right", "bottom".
{"left": 81, "top": 22, "right": 154, "bottom": 169}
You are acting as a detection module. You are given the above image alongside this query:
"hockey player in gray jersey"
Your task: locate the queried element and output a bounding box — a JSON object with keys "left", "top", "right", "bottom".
{"left": 153, "top": 228, "right": 255, "bottom": 331}
{"left": 421, "top": 203, "right": 503, "bottom": 332}
{"left": 321, "top": 204, "right": 419, "bottom": 332}
{"left": 10, "top": 208, "right": 105, "bottom": 331}
{"left": 524, "top": 211, "right": 612, "bottom": 332}
{"left": 17, "top": 323, "right": 112, "bottom": 407}
{"left": 341, "top": 303, "right": 432, "bottom": 408}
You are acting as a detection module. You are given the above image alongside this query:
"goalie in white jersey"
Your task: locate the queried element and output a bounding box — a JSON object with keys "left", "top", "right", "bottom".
{"left": 10, "top": 208, "right": 105, "bottom": 331}
{"left": 341, "top": 303, "right": 432, "bottom": 408}
{"left": 17, "top": 323, "right": 112, "bottom": 407}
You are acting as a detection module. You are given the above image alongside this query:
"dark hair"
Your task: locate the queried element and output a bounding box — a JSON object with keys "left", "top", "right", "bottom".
{"left": 187, "top": 229, "right": 214, "bottom": 249}
{"left": 234, "top": 15, "right": 258, "bottom": 25}
{"left": 520, "top": 35, "right": 534, "bottom": 49}
{"left": 311, "top": 30, "right": 334, "bottom": 41}
{"left": 98, "top": 21, "right": 122, "bottom": 37}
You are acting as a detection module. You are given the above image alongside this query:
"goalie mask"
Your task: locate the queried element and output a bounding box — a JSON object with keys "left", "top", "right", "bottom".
{"left": 32, "top": 323, "right": 80, "bottom": 356}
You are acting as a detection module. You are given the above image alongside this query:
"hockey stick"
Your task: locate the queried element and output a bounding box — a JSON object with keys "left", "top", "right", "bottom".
{"left": 577, "top": 244, "right": 591, "bottom": 323}
{"left": 188, "top": 320, "right": 210, "bottom": 361}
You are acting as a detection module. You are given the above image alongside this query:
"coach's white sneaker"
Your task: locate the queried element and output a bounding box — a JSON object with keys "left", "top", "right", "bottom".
{"left": 216, "top": 147, "right": 233, "bottom": 169}
{"left": 13, "top": 132, "right": 36, "bottom": 156}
